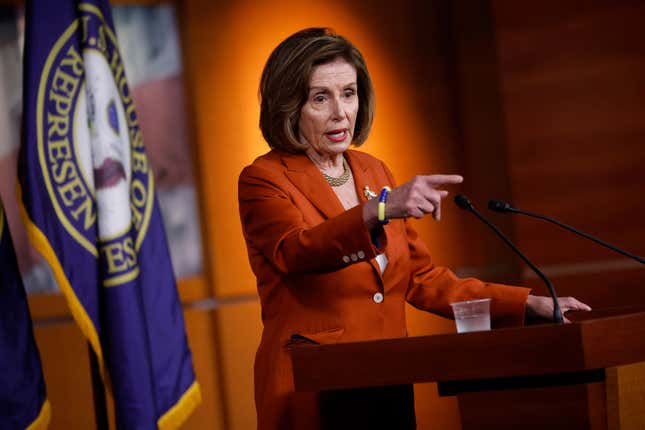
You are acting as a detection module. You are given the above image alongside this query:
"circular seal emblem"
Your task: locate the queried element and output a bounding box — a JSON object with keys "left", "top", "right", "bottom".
{"left": 37, "top": 3, "right": 154, "bottom": 287}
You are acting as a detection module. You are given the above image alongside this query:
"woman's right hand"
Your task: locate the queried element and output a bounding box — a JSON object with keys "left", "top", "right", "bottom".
{"left": 363, "top": 174, "right": 463, "bottom": 229}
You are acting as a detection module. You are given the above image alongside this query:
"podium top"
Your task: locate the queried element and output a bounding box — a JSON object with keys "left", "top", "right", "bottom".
{"left": 291, "top": 309, "right": 645, "bottom": 392}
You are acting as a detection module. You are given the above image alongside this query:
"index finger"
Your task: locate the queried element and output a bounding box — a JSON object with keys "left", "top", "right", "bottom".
{"left": 424, "top": 175, "right": 464, "bottom": 186}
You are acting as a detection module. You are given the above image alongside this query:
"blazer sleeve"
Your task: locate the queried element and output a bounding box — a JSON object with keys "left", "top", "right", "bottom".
{"left": 404, "top": 223, "right": 530, "bottom": 327}
{"left": 238, "top": 163, "right": 380, "bottom": 275}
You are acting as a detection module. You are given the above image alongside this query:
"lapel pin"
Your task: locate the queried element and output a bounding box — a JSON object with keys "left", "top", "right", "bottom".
{"left": 363, "top": 186, "right": 378, "bottom": 199}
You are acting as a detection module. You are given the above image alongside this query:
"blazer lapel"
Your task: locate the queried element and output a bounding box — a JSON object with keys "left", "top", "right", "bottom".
{"left": 281, "top": 152, "right": 344, "bottom": 219}
{"left": 344, "top": 150, "right": 377, "bottom": 205}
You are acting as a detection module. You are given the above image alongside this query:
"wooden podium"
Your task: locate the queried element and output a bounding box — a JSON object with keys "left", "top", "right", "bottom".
{"left": 291, "top": 309, "right": 645, "bottom": 429}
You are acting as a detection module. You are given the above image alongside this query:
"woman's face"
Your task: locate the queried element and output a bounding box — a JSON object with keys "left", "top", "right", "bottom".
{"left": 298, "top": 57, "right": 358, "bottom": 158}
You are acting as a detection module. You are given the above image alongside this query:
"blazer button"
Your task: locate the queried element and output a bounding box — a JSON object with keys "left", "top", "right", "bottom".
{"left": 343, "top": 255, "right": 350, "bottom": 263}
{"left": 373, "top": 292, "right": 384, "bottom": 304}
{"left": 350, "top": 253, "right": 358, "bottom": 262}
{"left": 357, "top": 250, "right": 365, "bottom": 259}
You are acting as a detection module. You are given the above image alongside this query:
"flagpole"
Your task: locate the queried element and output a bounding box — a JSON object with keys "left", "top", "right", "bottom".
{"left": 88, "top": 343, "right": 109, "bottom": 430}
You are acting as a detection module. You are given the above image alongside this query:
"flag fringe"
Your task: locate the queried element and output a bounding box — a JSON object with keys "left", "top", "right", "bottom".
{"left": 17, "top": 184, "right": 107, "bottom": 384}
{"left": 157, "top": 381, "right": 202, "bottom": 430}
{"left": 26, "top": 399, "right": 51, "bottom": 430}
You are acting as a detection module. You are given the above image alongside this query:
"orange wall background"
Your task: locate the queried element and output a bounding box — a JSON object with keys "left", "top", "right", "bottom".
{"left": 180, "top": 0, "right": 472, "bottom": 300}
{"left": 180, "top": 1, "right": 645, "bottom": 428}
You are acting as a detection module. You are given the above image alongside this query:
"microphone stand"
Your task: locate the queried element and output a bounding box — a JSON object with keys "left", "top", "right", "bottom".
{"left": 455, "top": 195, "right": 564, "bottom": 323}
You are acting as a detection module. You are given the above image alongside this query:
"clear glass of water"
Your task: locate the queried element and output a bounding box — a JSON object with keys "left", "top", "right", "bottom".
{"left": 450, "top": 298, "right": 492, "bottom": 333}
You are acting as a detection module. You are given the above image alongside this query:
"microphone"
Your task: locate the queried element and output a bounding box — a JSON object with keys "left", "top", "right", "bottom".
{"left": 488, "top": 200, "right": 644, "bottom": 264}
{"left": 454, "top": 194, "right": 564, "bottom": 323}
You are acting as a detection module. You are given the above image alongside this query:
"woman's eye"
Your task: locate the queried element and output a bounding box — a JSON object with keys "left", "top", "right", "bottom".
{"left": 313, "top": 94, "right": 326, "bottom": 103}
{"left": 344, "top": 89, "right": 356, "bottom": 98}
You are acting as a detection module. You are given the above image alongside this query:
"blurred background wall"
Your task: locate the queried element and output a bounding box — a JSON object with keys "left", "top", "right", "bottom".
{"left": 17, "top": 0, "right": 645, "bottom": 428}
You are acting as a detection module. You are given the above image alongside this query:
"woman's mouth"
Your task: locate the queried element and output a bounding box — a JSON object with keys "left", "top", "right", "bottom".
{"left": 325, "top": 129, "right": 348, "bottom": 143}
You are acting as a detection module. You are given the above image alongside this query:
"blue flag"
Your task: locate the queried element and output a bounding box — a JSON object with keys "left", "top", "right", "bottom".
{"left": 0, "top": 199, "right": 50, "bottom": 430}
{"left": 18, "top": 1, "right": 201, "bottom": 428}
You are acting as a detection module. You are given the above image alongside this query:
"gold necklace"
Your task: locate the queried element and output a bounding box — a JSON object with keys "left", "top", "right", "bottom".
{"left": 322, "top": 158, "right": 350, "bottom": 187}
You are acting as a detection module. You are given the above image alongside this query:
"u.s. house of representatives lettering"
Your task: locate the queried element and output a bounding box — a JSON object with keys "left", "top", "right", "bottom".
{"left": 38, "top": 3, "right": 153, "bottom": 287}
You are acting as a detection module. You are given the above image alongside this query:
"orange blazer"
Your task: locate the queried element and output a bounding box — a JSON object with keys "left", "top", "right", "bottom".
{"left": 238, "top": 149, "right": 530, "bottom": 429}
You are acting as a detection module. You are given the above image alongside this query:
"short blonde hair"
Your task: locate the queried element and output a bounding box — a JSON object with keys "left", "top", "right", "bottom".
{"left": 259, "top": 28, "right": 375, "bottom": 153}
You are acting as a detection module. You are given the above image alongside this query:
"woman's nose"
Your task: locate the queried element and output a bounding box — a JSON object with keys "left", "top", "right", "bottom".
{"left": 330, "top": 97, "right": 345, "bottom": 120}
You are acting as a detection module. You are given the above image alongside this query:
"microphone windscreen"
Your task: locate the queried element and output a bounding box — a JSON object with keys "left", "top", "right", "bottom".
{"left": 488, "top": 200, "right": 510, "bottom": 212}
{"left": 454, "top": 194, "right": 472, "bottom": 210}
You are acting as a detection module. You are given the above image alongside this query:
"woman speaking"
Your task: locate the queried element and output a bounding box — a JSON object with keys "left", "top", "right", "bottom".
{"left": 238, "top": 27, "right": 589, "bottom": 429}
